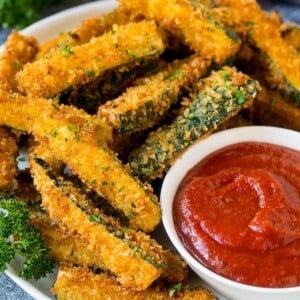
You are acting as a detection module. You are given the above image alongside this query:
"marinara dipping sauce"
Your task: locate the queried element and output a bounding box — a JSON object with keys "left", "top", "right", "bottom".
{"left": 173, "top": 142, "right": 300, "bottom": 288}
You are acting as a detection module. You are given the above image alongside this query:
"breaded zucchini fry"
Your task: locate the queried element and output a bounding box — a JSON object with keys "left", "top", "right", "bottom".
{"left": 17, "top": 21, "right": 165, "bottom": 98}
{"left": 29, "top": 210, "right": 109, "bottom": 272}
{"left": 0, "top": 127, "right": 18, "bottom": 192}
{"left": 30, "top": 208, "right": 187, "bottom": 284}
{"left": 120, "top": 0, "right": 240, "bottom": 64}
{"left": 97, "top": 55, "right": 211, "bottom": 134}
{"left": 0, "top": 91, "right": 54, "bottom": 132}
{"left": 52, "top": 265, "right": 217, "bottom": 300}
{"left": 0, "top": 30, "right": 38, "bottom": 91}
{"left": 129, "top": 67, "right": 259, "bottom": 181}
{"left": 36, "top": 6, "right": 141, "bottom": 58}
{"left": 59, "top": 61, "right": 154, "bottom": 114}
{"left": 30, "top": 156, "right": 166, "bottom": 290}
{"left": 32, "top": 106, "right": 160, "bottom": 232}
{"left": 0, "top": 90, "right": 112, "bottom": 147}
{"left": 212, "top": 0, "right": 300, "bottom": 106}
{"left": 251, "top": 85, "right": 300, "bottom": 131}
{"left": 0, "top": 90, "right": 158, "bottom": 232}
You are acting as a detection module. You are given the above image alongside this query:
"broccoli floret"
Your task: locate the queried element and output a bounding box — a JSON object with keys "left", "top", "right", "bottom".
{"left": 0, "top": 198, "right": 56, "bottom": 280}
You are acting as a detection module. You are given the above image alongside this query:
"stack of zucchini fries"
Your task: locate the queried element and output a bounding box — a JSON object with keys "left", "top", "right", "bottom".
{"left": 0, "top": 0, "right": 298, "bottom": 298}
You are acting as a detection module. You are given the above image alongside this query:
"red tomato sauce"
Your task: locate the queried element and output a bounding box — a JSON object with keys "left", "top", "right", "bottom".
{"left": 173, "top": 142, "right": 300, "bottom": 288}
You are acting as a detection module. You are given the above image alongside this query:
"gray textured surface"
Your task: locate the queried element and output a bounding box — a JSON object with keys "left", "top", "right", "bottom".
{"left": 0, "top": 1, "right": 299, "bottom": 300}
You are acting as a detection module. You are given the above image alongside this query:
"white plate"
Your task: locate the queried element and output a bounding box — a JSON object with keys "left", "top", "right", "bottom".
{"left": 4, "top": 1, "right": 225, "bottom": 299}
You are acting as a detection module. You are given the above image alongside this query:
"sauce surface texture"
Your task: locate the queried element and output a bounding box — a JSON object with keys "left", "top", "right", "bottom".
{"left": 173, "top": 142, "right": 300, "bottom": 288}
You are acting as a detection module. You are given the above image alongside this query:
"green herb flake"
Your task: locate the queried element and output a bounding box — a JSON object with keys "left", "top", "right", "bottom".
{"left": 60, "top": 45, "right": 74, "bottom": 57}
{"left": 125, "top": 50, "right": 137, "bottom": 59}
{"left": 169, "top": 282, "right": 182, "bottom": 297}
{"left": 102, "top": 166, "right": 110, "bottom": 172}
{"left": 221, "top": 70, "right": 229, "bottom": 81}
{"left": 89, "top": 214, "right": 101, "bottom": 223}
{"left": 235, "top": 89, "right": 246, "bottom": 105}
{"left": 271, "top": 98, "right": 277, "bottom": 106}
{"left": 84, "top": 69, "right": 95, "bottom": 77}
{"left": 14, "top": 61, "right": 20, "bottom": 71}
{"left": 245, "top": 21, "right": 255, "bottom": 27}
{"left": 91, "top": 179, "right": 97, "bottom": 185}
{"left": 51, "top": 129, "right": 58, "bottom": 138}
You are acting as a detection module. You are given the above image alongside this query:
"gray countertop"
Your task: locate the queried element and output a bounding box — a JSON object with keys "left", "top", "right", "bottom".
{"left": 0, "top": 1, "right": 299, "bottom": 299}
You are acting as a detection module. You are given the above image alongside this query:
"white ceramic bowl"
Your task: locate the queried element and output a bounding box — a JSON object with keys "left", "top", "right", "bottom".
{"left": 161, "top": 126, "right": 300, "bottom": 300}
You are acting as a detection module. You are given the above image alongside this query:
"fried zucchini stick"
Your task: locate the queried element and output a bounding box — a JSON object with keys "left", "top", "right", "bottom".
{"left": 97, "top": 55, "right": 211, "bottom": 134}
{"left": 129, "top": 67, "right": 259, "bottom": 181}
{"left": 120, "top": 0, "right": 240, "bottom": 64}
{"left": 0, "top": 91, "right": 159, "bottom": 232}
{"left": 36, "top": 6, "right": 141, "bottom": 58}
{"left": 29, "top": 210, "right": 109, "bottom": 272}
{"left": 32, "top": 106, "right": 160, "bottom": 232}
{"left": 251, "top": 85, "right": 300, "bottom": 131}
{"left": 17, "top": 21, "right": 165, "bottom": 98}
{"left": 212, "top": 0, "right": 300, "bottom": 106}
{"left": 30, "top": 155, "right": 166, "bottom": 290}
{"left": 0, "top": 127, "right": 18, "bottom": 192}
{"left": 28, "top": 140, "right": 186, "bottom": 284}
{"left": 0, "top": 31, "right": 38, "bottom": 91}
{"left": 52, "top": 265, "right": 216, "bottom": 300}
{"left": 30, "top": 207, "right": 187, "bottom": 283}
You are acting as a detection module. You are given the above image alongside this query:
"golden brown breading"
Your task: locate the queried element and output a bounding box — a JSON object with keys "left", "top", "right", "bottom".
{"left": 29, "top": 210, "right": 110, "bottom": 271}
{"left": 32, "top": 106, "right": 160, "bottom": 232}
{"left": 36, "top": 6, "right": 142, "bottom": 58}
{"left": 0, "top": 30, "right": 38, "bottom": 91}
{"left": 0, "top": 127, "right": 18, "bottom": 192}
{"left": 29, "top": 154, "right": 166, "bottom": 291}
{"left": 212, "top": 0, "right": 300, "bottom": 104}
{"left": 281, "top": 22, "right": 300, "bottom": 52}
{"left": 120, "top": 0, "right": 240, "bottom": 64}
{"left": 30, "top": 208, "right": 187, "bottom": 284}
{"left": 251, "top": 85, "right": 300, "bottom": 131}
{"left": 97, "top": 55, "right": 211, "bottom": 134}
{"left": 52, "top": 265, "right": 217, "bottom": 300}
{"left": 0, "top": 89, "right": 159, "bottom": 232}
{"left": 17, "top": 21, "right": 165, "bottom": 98}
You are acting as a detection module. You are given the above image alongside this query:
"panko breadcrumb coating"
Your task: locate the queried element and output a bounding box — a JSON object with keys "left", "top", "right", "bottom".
{"left": 16, "top": 21, "right": 165, "bottom": 98}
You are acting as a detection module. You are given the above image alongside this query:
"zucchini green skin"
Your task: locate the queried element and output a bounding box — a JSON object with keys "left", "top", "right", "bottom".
{"left": 98, "top": 56, "right": 211, "bottom": 134}
{"left": 60, "top": 60, "right": 159, "bottom": 115}
{"left": 128, "top": 67, "right": 259, "bottom": 182}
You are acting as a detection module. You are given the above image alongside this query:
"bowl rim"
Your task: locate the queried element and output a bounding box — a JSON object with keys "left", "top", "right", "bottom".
{"left": 161, "top": 125, "right": 300, "bottom": 293}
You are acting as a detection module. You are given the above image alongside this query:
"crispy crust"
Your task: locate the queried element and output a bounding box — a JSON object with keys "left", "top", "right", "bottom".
{"left": 17, "top": 21, "right": 165, "bottom": 98}
{"left": 29, "top": 154, "right": 165, "bottom": 290}
{"left": 0, "top": 30, "right": 38, "bottom": 91}
{"left": 213, "top": 0, "right": 300, "bottom": 104}
{"left": 98, "top": 55, "right": 211, "bottom": 134}
{"left": 52, "top": 265, "right": 217, "bottom": 300}
{"left": 0, "top": 127, "right": 18, "bottom": 192}
{"left": 129, "top": 67, "right": 259, "bottom": 181}
{"left": 120, "top": 0, "right": 240, "bottom": 64}
{"left": 36, "top": 6, "right": 142, "bottom": 58}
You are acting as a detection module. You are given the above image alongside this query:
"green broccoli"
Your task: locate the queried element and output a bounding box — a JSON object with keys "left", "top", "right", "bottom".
{"left": 0, "top": 197, "right": 56, "bottom": 280}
